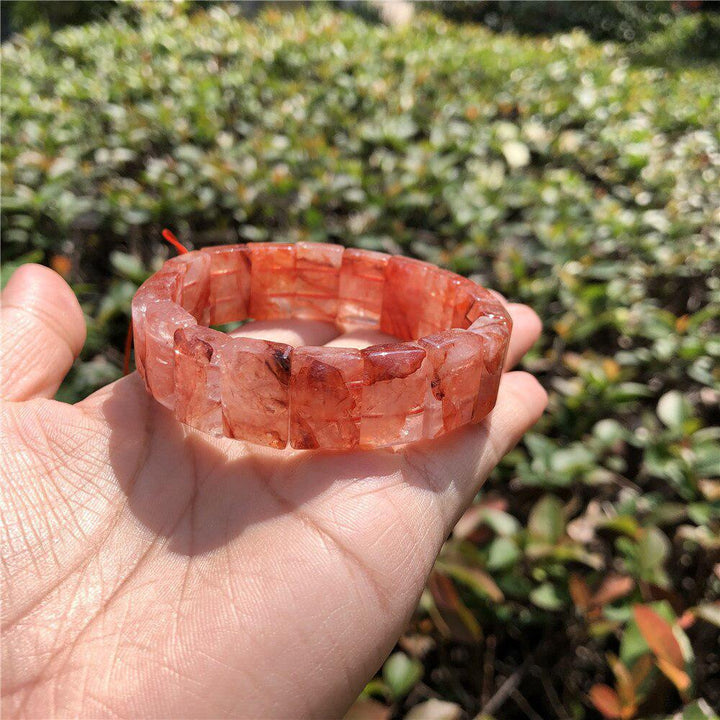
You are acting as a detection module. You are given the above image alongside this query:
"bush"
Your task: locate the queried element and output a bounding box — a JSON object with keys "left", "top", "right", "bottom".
{"left": 2, "top": 5, "right": 719, "bottom": 718}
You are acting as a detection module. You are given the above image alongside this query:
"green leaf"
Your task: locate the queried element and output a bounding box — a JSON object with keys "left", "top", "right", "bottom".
{"left": 530, "top": 582, "right": 564, "bottom": 611}
{"left": 110, "top": 250, "right": 150, "bottom": 285}
{"left": 528, "top": 495, "right": 565, "bottom": 544}
{"left": 405, "top": 699, "right": 462, "bottom": 720}
{"left": 695, "top": 603, "right": 720, "bottom": 628}
{"left": 487, "top": 537, "right": 521, "bottom": 571}
{"left": 437, "top": 562, "right": 504, "bottom": 602}
{"left": 680, "top": 700, "right": 719, "bottom": 720}
{"left": 637, "top": 526, "right": 670, "bottom": 584}
{"left": 479, "top": 508, "right": 521, "bottom": 537}
{"left": 657, "top": 390, "right": 693, "bottom": 431}
{"left": 382, "top": 652, "right": 423, "bottom": 700}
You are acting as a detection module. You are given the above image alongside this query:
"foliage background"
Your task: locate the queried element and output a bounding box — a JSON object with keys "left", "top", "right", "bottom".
{"left": 2, "top": 2, "right": 719, "bottom": 719}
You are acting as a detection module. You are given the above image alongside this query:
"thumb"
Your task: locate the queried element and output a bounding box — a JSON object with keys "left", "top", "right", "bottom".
{"left": 1, "top": 264, "right": 86, "bottom": 401}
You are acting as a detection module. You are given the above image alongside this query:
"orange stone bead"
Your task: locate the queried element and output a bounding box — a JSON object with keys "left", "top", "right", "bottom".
{"left": 165, "top": 251, "right": 211, "bottom": 325}
{"left": 360, "top": 342, "right": 429, "bottom": 446}
{"left": 337, "top": 248, "right": 389, "bottom": 331}
{"left": 174, "top": 326, "right": 228, "bottom": 436}
{"left": 203, "top": 245, "right": 251, "bottom": 325}
{"left": 289, "top": 346, "right": 363, "bottom": 449}
{"left": 221, "top": 337, "right": 292, "bottom": 448}
{"left": 420, "top": 329, "right": 488, "bottom": 435}
{"left": 294, "top": 242, "right": 344, "bottom": 322}
{"left": 132, "top": 267, "right": 184, "bottom": 380}
{"left": 144, "top": 300, "right": 197, "bottom": 410}
{"left": 248, "top": 243, "right": 296, "bottom": 320}
{"left": 380, "top": 256, "right": 433, "bottom": 341}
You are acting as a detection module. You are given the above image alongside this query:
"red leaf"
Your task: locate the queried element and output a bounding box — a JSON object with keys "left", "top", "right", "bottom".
{"left": 569, "top": 574, "right": 592, "bottom": 612}
{"left": 591, "top": 576, "right": 634, "bottom": 608}
{"left": 590, "top": 684, "right": 622, "bottom": 719}
{"left": 656, "top": 658, "right": 691, "bottom": 695}
{"left": 607, "top": 654, "right": 635, "bottom": 709}
{"left": 629, "top": 654, "right": 653, "bottom": 691}
{"left": 428, "top": 571, "right": 481, "bottom": 642}
{"left": 678, "top": 610, "right": 696, "bottom": 629}
{"left": 633, "top": 605, "right": 684, "bottom": 670}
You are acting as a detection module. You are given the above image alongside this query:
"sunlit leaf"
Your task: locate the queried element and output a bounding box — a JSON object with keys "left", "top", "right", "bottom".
{"left": 589, "top": 684, "right": 622, "bottom": 719}
{"left": 633, "top": 605, "right": 684, "bottom": 670}
{"left": 382, "top": 652, "right": 423, "bottom": 700}
{"left": 404, "top": 699, "right": 462, "bottom": 720}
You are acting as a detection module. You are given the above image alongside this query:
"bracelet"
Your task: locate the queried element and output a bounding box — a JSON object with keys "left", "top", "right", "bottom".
{"left": 132, "top": 242, "right": 511, "bottom": 450}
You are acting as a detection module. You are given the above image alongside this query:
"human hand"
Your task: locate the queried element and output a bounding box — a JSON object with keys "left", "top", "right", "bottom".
{"left": 1, "top": 263, "right": 546, "bottom": 719}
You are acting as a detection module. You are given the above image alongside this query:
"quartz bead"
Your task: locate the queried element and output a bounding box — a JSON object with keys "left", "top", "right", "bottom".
{"left": 420, "top": 329, "right": 487, "bottom": 435}
{"left": 174, "top": 326, "right": 229, "bottom": 436}
{"left": 337, "top": 248, "right": 389, "bottom": 331}
{"left": 294, "top": 242, "right": 344, "bottom": 322}
{"left": 221, "top": 336, "right": 292, "bottom": 448}
{"left": 203, "top": 245, "right": 251, "bottom": 325}
{"left": 144, "top": 301, "right": 197, "bottom": 410}
{"left": 248, "top": 243, "right": 296, "bottom": 320}
{"left": 380, "top": 256, "right": 433, "bottom": 341}
{"left": 165, "top": 251, "right": 212, "bottom": 325}
{"left": 131, "top": 268, "right": 184, "bottom": 380}
{"left": 360, "top": 342, "right": 429, "bottom": 446}
{"left": 290, "top": 346, "right": 363, "bottom": 449}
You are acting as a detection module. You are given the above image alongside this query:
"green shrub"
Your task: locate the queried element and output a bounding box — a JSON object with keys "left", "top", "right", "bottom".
{"left": 2, "top": 5, "right": 719, "bottom": 718}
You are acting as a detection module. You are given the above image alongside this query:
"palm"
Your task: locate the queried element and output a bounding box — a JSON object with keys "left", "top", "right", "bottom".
{"left": 1, "top": 264, "right": 546, "bottom": 719}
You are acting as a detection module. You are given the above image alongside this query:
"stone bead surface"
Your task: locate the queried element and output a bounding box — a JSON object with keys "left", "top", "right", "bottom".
{"left": 337, "top": 248, "right": 389, "bottom": 331}
{"left": 166, "top": 251, "right": 212, "bottom": 325}
{"left": 144, "top": 300, "right": 197, "bottom": 410}
{"left": 174, "top": 326, "right": 228, "bottom": 436}
{"left": 380, "top": 256, "right": 431, "bottom": 341}
{"left": 204, "top": 245, "right": 251, "bottom": 325}
{"left": 132, "top": 269, "right": 184, "bottom": 379}
{"left": 417, "top": 268, "right": 455, "bottom": 338}
{"left": 248, "top": 243, "right": 296, "bottom": 320}
{"left": 360, "top": 342, "right": 429, "bottom": 446}
{"left": 221, "top": 337, "right": 292, "bottom": 448}
{"left": 294, "top": 242, "right": 344, "bottom": 321}
{"left": 468, "top": 317, "right": 510, "bottom": 421}
{"left": 290, "top": 346, "right": 363, "bottom": 449}
{"left": 420, "top": 329, "right": 487, "bottom": 435}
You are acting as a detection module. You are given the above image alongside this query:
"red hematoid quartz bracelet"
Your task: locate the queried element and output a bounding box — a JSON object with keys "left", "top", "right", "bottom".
{"left": 132, "top": 242, "right": 512, "bottom": 450}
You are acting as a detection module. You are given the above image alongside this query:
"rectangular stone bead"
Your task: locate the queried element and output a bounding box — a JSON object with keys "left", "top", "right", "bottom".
{"left": 419, "top": 329, "right": 487, "bottom": 436}
{"left": 132, "top": 270, "right": 185, "bottom": 381}
{"left": 337, "top": 248, "right": 389, "bottom": 331}
{"left": 221, "top": 336, "right": 292, "bottom": 448}
{"left": 248, "top": 243, "right": 296, "bottom": 320}
{"left": 446, "top": 277, "right": 477, "bottom": 329}
{"left": 449, "top": 277, "right": 510, "bottom": 331}
{"left": 203, "top": 245, "right": 251, "bottom": 325}
{"left": 144, "top": 301, "right": 198, "bottom": 410}
{"left": 289, "top": 346, "right": 363, "bottom": 449}
{"left": 165, "top": 252, "right": 212, "bottom": 325}
{"left": 417, "top": 268, "right": 455, "bottom": 337}
{"left": 174, "top": 326, "right": 229, "bottom": 436}
{"left": 380, "top": 256, "right": 431, "bottom": 341}
{"left": 468, "top": 317, "right": 511, "bottom": 421}
{"left": 293, "top": 242, "right": 344, "bottom": 321}
{"left": 360, "top": 342, "right": 429, "bottom": 447}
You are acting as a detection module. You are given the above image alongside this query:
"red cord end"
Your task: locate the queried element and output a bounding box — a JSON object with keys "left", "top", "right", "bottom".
{"left": 161, "top": 228, "right": 189, "bottom": 255}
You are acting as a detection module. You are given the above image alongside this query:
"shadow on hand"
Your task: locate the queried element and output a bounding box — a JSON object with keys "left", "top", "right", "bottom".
{"left": 98, "top": 374, "right": 452, "bottom": 557}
